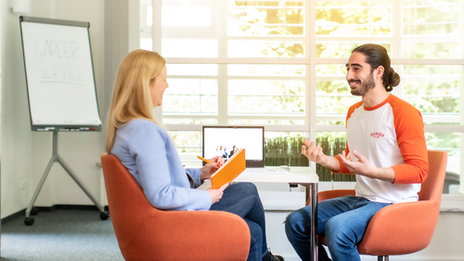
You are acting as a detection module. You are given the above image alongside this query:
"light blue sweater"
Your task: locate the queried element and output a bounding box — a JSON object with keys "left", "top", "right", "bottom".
{"left": 110, "top": 119, "right": 212, "bottom": 211}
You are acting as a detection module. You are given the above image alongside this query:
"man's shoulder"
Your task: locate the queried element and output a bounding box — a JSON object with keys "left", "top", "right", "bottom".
{"left": 387, "top": 95, "right": 421, "bottom": 114}
{"left": 347, "top": 100, "right": 364, "bottom": 115}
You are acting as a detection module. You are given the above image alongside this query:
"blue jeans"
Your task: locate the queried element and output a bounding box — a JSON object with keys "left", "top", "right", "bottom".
{"left": 210, "top": 182, "right": 268, "bottom": 261}
{"left": 285, "top": 195, "right": 390, "bottom": 261}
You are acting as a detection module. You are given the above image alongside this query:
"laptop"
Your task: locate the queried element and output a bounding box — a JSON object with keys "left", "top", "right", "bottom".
{"left": 202, "top": 126, "right": 290, "bottom": 174}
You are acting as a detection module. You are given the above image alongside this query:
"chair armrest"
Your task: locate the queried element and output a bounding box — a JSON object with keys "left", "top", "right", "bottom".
{"left": 358, "top": 200, "right": 440, "bottom": 256}
{"left": 317, "top": 189, "right": 356, "bottom": 203}
{"left": 122, "top": 210, "right": 250, "bottom": 261}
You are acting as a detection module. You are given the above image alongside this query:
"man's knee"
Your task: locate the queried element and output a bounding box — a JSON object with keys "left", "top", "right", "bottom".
{"left": 325, "top": 218, "right": 358, "bottom": 247}
{"left": 285, "top": 208, "right": 311, "bottom": 236}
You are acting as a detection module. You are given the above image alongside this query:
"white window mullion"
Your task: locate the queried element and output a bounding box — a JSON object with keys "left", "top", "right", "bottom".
{"left": 308, "top": 0, "right": 317, "bottom": 171}
{"left": 262, "top": 125, "right": 311, "bottom": 132}
{"left": 314, "top": 125, "right": 346, "bottom": 132}
{"left": 164, "top": 123, "right": 312, "bottom": 133}
{"left": 314, "top": 58, "right": 464, "bottom": 66}
{"left": 153, "top": 0, "right": 163, "bottom": 122}
{"left": 459, "top": 1, "right": 464, "bottom": 194}
{"left": 392, "top": 0, "right": 403, "bottom": 98}
{"left": 227, "top": 115, "right": 307, "bottom": 121}
{"left": 460, "top": 1, "right": 464, "bottom": 194}
{"left": 165, "top": 124, "right": 202, "bottom": 131}
{"left": 218, "top": 64, "right": 228, "bottom": 124}
{"left": 218, "top": 0, "right": 228, "bottom": 124}
{"left": 164, "top": 57, "right": 310, "bottom": 64}
{"left": 315, "top": 36, "right": 393, "bottom": 42}
{"left": 152, "top": 0, "right": 162, "bottom": 53}
{"left": 424, "top": 125, "right": 464, "bottom": 133}
{"left": 460, "top": 1, "right": 464, "bottom": 58}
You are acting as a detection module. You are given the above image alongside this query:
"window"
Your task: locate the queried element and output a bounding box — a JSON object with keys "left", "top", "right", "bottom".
{"left": 141, "top": 0, "right": 464, "bottom": 191}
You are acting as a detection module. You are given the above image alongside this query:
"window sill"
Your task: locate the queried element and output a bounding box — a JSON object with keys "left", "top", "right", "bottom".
{"left": 441, "top": 194, "right": 464, "bottom": 212}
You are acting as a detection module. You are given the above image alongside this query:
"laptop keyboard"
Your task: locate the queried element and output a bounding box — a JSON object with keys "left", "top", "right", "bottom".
{"left": 242, "top": 167, "right": 290, "bottom": 175}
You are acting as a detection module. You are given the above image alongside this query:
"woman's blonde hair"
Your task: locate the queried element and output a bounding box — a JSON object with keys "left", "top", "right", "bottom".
{"left": 106, "top": 49, "right": 166, "bottom": 152}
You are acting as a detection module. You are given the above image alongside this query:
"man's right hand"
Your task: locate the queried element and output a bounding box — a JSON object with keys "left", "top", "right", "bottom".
{"left": 301, "top": 139, "right": 328, "bottom": 165}
{"left": 301, "top": 139, "right": 341, "bottom": 172}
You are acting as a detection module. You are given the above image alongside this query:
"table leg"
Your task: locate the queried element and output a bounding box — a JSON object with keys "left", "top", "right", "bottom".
{"left": 309, "top": 183, "right": 318, "bottom": 261}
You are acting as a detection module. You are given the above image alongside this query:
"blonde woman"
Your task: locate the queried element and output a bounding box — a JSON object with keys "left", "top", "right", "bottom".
{"left": 106, "top": 49, "right": 283, "bottom": 261}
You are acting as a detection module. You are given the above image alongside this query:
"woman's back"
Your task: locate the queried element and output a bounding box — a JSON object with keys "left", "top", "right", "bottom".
{"left": 111, "top": 118, "right": 211, "bottom": 211}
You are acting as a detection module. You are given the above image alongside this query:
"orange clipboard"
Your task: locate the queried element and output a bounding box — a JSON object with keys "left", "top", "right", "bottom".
{"left": 210, "top": 148, "right": 246, "bottom": 189}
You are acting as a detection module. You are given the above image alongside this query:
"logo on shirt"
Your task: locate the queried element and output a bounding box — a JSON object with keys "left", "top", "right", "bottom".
{"left": 370, "top": 132, "right": 385, "bottom": 138}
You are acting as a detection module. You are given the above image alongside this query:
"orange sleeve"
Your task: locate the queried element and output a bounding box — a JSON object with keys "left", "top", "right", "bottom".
{"left": 333, "top": 147, "right": 354, "bottom": 174}
{"left": 390, "top": 99, "right": 429, "bottom": 184}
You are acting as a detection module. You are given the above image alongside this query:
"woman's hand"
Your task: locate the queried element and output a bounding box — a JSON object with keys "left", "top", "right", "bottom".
{"left": 200, "top": 156, "right": 224, "bottom": 181}
{"left": 207, "top": 183, "right": 229, "bottom": 204}
{"left": 210, "top": 155, "right": 225, "bottom": 167}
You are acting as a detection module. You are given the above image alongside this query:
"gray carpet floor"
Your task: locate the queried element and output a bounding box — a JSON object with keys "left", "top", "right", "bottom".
{"left": 0, "top": 208, "right": 124, "bottom": 261}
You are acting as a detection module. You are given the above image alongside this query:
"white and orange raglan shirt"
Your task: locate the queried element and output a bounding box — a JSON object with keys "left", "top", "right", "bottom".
{"left": 334, "top": 94, "right": 429, "bottom": 204}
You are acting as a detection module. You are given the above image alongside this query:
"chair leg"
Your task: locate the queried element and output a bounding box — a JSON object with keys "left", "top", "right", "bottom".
{"left": 377, "top": 256, "right": 389, "bottom": 261}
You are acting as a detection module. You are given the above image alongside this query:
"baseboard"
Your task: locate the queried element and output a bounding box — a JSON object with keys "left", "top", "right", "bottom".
{"left": 361, "top": 257, "right": 464, "bottom": 261}
{"left": 1, "top": 204, "right": 109, "bottom": 224}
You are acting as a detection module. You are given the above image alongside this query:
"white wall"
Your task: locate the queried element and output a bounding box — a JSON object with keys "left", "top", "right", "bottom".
{"left": 1, "top": 0, "right": 106, "bottom": 218}
{"left": 1, "top": 0, "right": 34, "bottom": 219}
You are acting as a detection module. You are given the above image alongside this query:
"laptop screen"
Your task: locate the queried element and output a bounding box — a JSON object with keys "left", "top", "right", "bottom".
{"left": 202, "top": 126, "right": 265, "bottom": 167}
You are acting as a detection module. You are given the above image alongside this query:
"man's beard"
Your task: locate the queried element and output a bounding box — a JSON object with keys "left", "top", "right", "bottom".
{"left": 349, "top": 71, "right": 375, "bottom": 96}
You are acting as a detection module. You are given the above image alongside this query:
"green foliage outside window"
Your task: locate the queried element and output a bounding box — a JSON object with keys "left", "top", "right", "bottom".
{"left": 315, "top": 135, "right": 355, "bottom": 182}
{"left": 264, "top": 135, "right": 355, "bottom": 182}
{"left": 264, "top": 136, "right": 308, "bottom": 167}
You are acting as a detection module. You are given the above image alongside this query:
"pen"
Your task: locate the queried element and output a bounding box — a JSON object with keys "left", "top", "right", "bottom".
{"left": 197, "top": 156, "right": 212, "bottom": 164}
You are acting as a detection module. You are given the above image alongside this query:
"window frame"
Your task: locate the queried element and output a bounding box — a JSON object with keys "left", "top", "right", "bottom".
{"left": 146, "top": 0, "right": 464, "bottom": 195}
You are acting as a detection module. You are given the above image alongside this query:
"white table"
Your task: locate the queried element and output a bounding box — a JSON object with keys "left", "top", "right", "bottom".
{"left": 234, "top": 170, "right": 319, "bottom": 261}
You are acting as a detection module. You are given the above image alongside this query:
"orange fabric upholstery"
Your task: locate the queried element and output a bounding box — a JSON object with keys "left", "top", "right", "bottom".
{"left": 101, "top": 153, "right": 250, "bottom": 261}
{"left": 315, "top": 150, "right": 447, "bottom": 257}
{"left": 316, "top": 189, "right": 356, "bottom": 204}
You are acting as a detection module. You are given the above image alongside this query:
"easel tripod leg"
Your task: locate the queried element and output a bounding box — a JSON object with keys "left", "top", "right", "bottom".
{"left": 56, "top": 155, "right": 109, "bottom": 220}
{"left": 25, "top": 131, "right": 109, "bottom": 225}
{"left": 24, "top": 155, "right": 56, "bottom": 225}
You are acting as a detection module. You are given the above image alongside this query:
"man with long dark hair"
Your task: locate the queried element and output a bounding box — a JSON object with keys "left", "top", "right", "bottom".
{"left": 285, "top": 44, "right": 429, "bottom": 261}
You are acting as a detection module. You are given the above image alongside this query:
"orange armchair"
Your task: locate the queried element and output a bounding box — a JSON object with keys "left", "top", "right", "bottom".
{"left": 101, "top": 153, "right": 250, "bottom": 261}
{"left": 315, "top": 150, "right": 447, "bottom": 260}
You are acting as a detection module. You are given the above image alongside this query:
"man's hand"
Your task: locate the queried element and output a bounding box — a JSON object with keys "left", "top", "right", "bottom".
{"left": 338, "top": 150, "right": 374, "bottom": 176}
{"left": 339, "top": 150, "right": 395, "bottom": 182}
{"left": 301, "top": 139, "right": 341, "bottom": 172}
{"left": 301, "top": 139, "right": 328, "bottom": 165}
